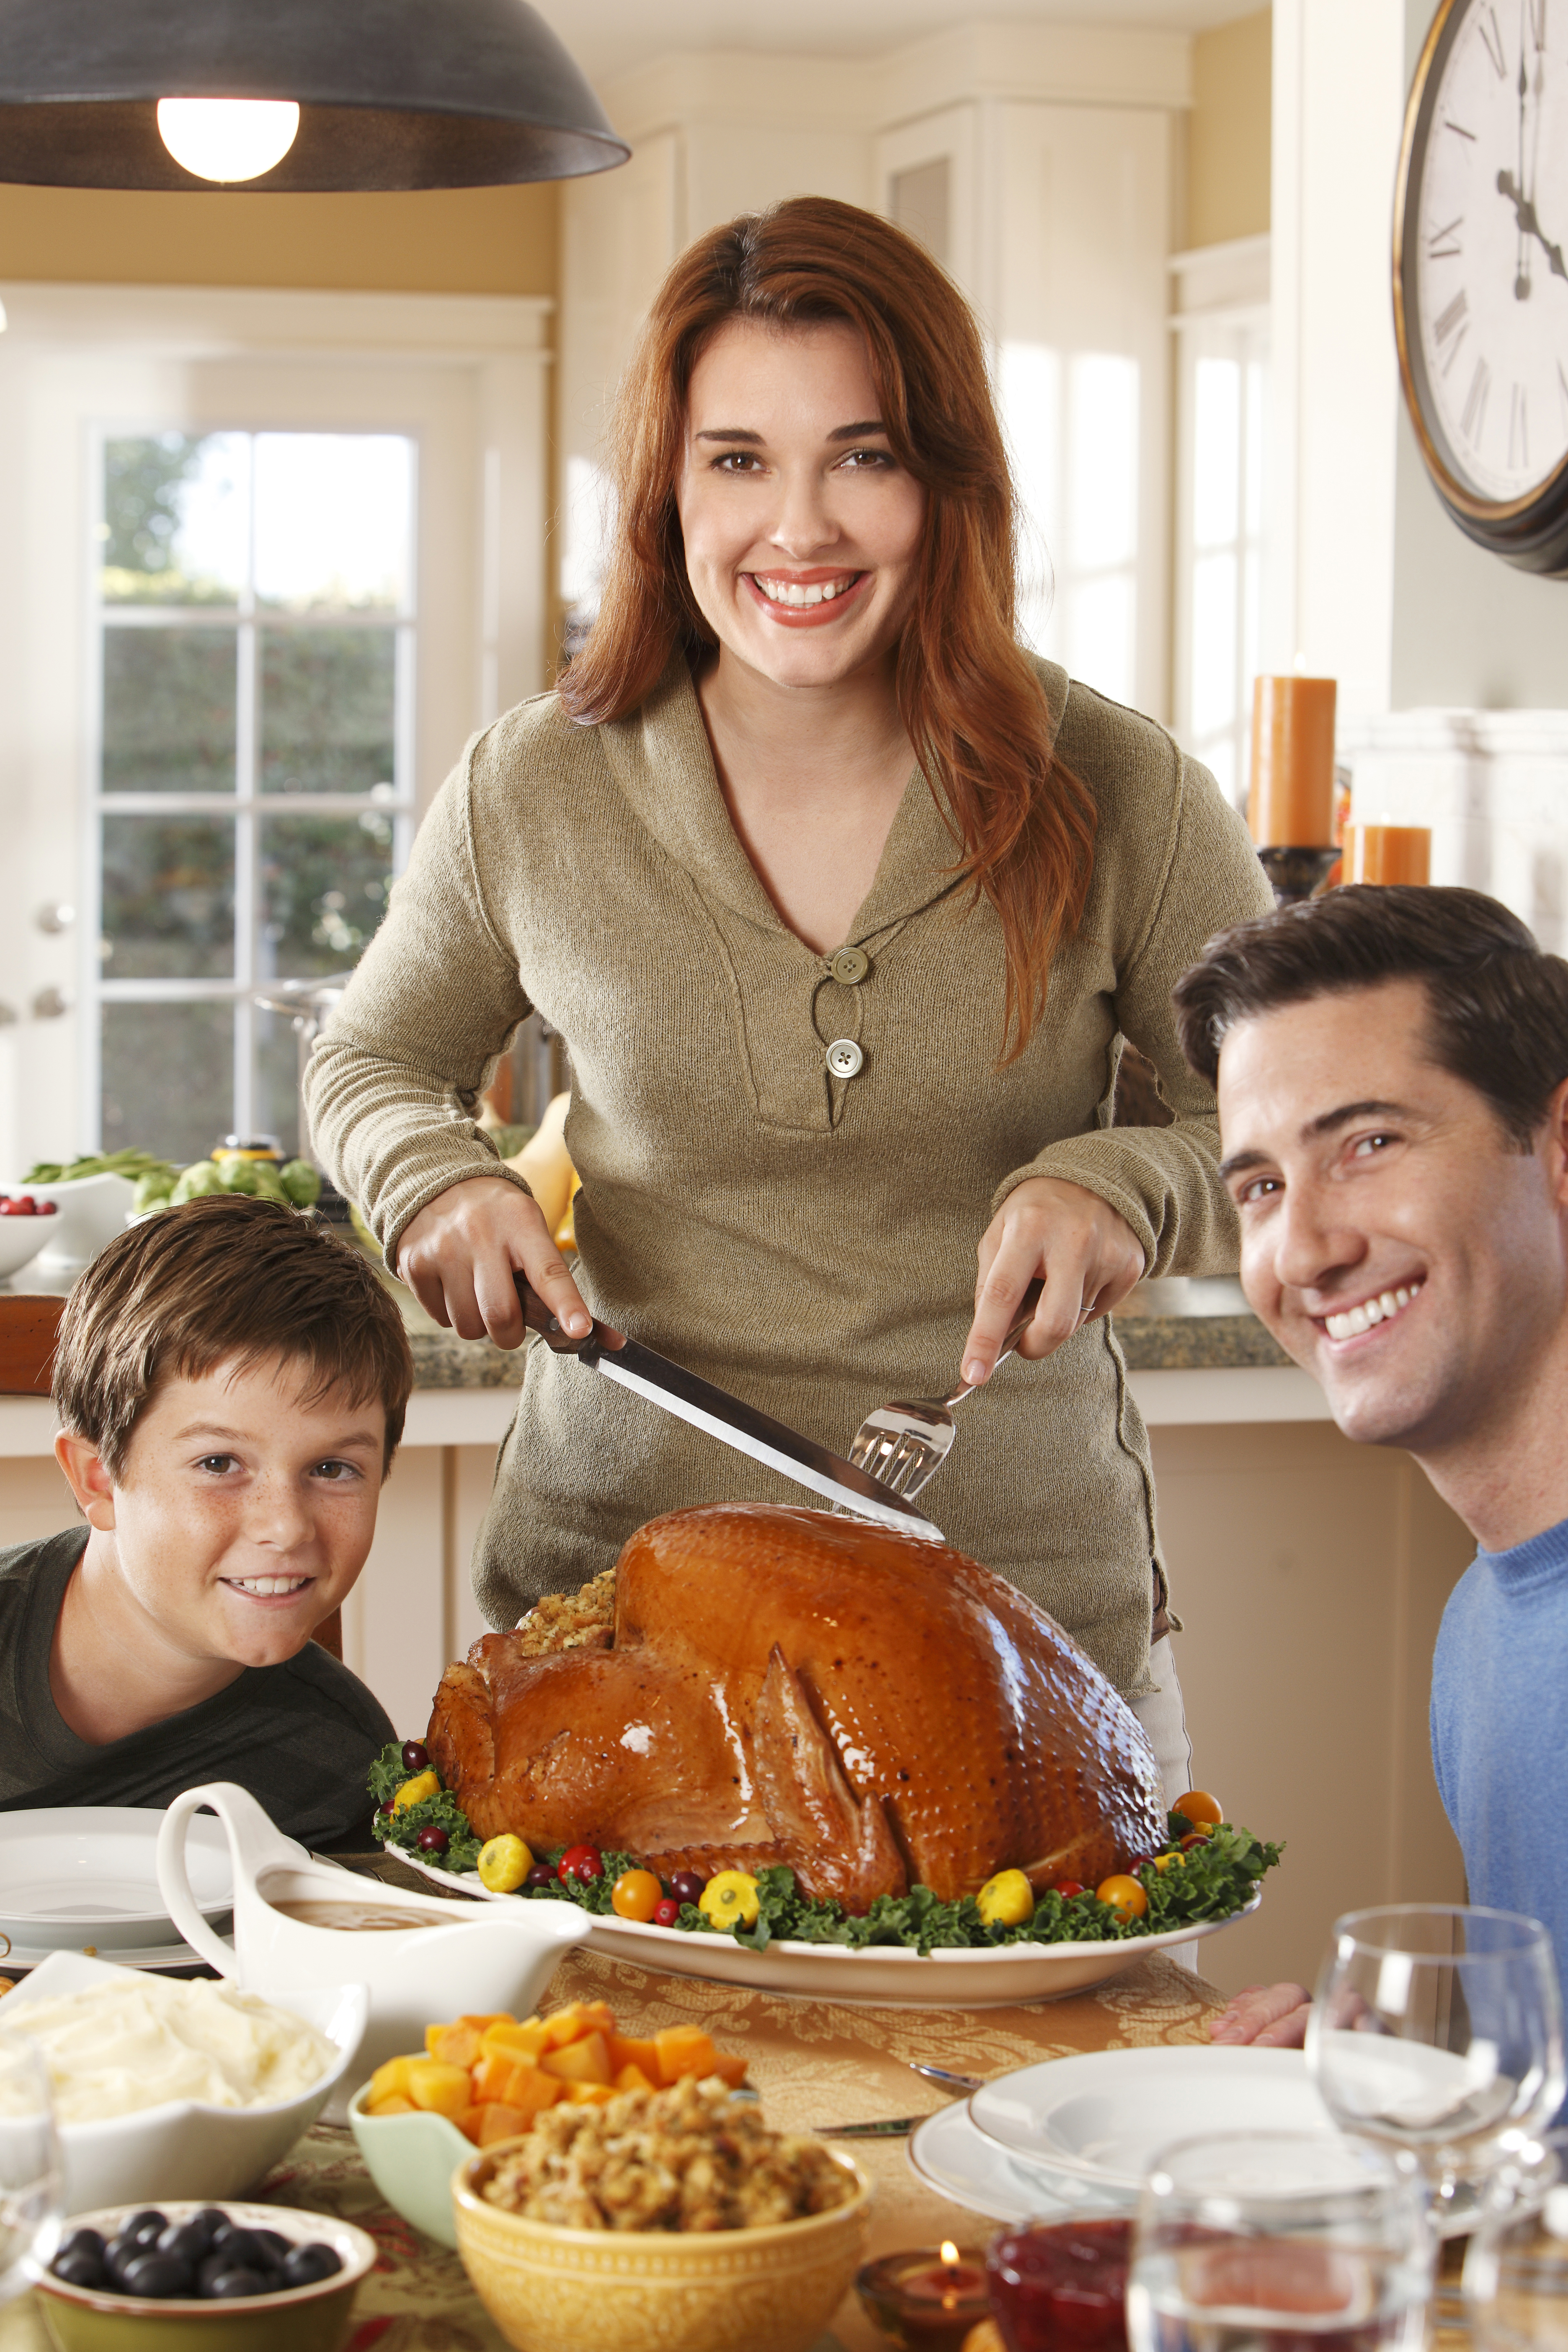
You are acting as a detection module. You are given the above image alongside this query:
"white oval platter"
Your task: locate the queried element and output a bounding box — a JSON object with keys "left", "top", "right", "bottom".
{"left": 393, "top": 1851, "right": 1259, "bottom": 2006}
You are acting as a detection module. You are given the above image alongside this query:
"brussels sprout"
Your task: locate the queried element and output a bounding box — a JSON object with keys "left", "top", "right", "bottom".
{"left": 132, "top": 1172, "right": 174, "bottom": 1215}
{"left": 279, "top": 1159, "right": 321, "bottom": 1207}
{"left": 168, "top": 1161, "right": 226, "bottom": 1204}
{"left": 217, "top": 1159, "right": 266, "bottom": 1196}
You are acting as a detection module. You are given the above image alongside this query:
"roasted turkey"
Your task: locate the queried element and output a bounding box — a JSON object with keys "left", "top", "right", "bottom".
{"left": 427, "top": 1502, "right": 1165, "bottom": 1912}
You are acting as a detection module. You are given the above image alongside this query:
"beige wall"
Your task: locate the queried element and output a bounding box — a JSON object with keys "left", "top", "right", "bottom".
{"left": 0, "top": 182, "right": 558, "bottom": 296}
{"left": 1188, "top": 8, "right": 1271, "bottom": 249}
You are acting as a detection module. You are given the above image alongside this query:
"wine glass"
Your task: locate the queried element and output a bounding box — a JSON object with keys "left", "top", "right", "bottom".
{"left": 1463, "top": 2130, "right": 1568, "bottom": 2352}
{"left": 1126, "top": 2130, "right": 1432, "bottom": 2352}
{"left": 0, "top": 2027, "right": 62, "bottom": 2301}
{"left": 1306, "top": 1906, "right": 1565, "bottom": 2235}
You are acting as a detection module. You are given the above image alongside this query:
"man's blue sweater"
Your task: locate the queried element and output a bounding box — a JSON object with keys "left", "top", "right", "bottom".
{"left": 1430, "top": 1514, "right": 1568, "bottom": 2010}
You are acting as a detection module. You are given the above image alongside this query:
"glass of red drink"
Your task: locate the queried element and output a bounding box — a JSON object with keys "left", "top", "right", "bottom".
{"left": 987, "top": 2215, "right": 1132, "bottom": 2352}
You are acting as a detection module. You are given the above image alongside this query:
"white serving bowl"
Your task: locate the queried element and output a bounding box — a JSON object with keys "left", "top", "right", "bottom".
{"left": 3, "top": 1173, "right": 137, "bottom": 1274}
{"left": 0, "top": 1214, "right": 49, "bottom": 1280}
{"left": 0, "top": 1950, "right": 367, "bottom": 2212}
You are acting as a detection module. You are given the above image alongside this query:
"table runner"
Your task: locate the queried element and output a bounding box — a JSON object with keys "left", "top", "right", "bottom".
{"left": 2, "top": 1948, "right": 1222, "bottom": 2352}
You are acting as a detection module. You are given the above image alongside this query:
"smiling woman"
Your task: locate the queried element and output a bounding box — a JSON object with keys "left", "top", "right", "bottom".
{"left": 306, "top": 197, "right": 1274, "bottom": 1779}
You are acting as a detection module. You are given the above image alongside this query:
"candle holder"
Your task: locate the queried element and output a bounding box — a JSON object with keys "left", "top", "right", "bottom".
{"left": 1256, "top": 844, "right": 1340, "bottom": 908}
{"left": 856, "top": 2242, "right": 992, "bottom": 2349}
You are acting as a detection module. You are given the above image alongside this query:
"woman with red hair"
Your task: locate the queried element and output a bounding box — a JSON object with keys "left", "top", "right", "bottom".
{"left": 307, "top": 197, "right": 1270, "bottom": 1787}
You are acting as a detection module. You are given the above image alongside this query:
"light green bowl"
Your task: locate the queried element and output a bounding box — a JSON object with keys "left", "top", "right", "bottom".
{"left": 346, "top": 2082, "right": 472, "bottom": 2250}
{"left": 34, "top": 2201, "right": 376, "bottom": 2352}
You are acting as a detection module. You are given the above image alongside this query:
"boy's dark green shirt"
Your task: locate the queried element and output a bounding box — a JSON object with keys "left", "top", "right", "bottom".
{"left": 0, "top": 1528, "right": 393, "bottom": 1850}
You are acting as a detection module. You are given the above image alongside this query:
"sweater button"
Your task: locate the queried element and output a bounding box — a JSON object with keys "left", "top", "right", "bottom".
{"left": 828, "top": 945, "right": 870, "bottom": 985}
{"left": 826, "top": 1038, "right": 864, "bottom": 1079}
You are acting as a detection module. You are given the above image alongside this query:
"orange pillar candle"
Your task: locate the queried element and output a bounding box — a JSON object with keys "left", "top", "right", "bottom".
{"left": 1248, "top": 676, "right": 1338, "bottom": 847}
{"left": 1344, "top": 825, "right": 1431, "bottom": 885}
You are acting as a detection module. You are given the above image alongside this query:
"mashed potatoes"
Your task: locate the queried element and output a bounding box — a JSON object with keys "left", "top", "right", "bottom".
{"left": 5, "top": 1976, "right": 336, "bottom": 2122}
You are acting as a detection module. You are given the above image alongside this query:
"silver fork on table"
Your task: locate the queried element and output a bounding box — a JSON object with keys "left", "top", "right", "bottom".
{"left": 847, "top": 1279, "right": 1044, "bottom": 1501}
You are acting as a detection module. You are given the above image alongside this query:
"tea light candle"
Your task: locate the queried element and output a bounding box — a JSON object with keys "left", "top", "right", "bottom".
{"left": 1248, "top": 676, "right": 1337, "bottom": 848}
{"left": 857, "top": 2241, "right": 991, "bottom": 2349}
{"left": 1343, "top": 824, "right": 1431, "bottom": 885}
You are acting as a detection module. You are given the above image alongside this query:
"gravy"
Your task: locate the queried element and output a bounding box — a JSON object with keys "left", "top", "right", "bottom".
{"left": 269, "top": 1898, "right": 450, "bottom": 1932}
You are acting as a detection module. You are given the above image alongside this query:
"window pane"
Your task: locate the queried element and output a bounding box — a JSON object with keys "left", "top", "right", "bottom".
{"left": 1194, "top": 356, "right": 1241, "bottom": 550}
{"left": 260, "top": 627, "right": 396, "bottom": 794}
{"left": 102, "top": 627, "right": 237, "bottom": 794}
{"left": 101, "top": 815, "right": 235, "bottom": 978}
{"left": 260, "top": 808, "right": 394, "bottom": 979}
{"left": 253, "top": 434, "right": 413, "bottom": 613}
{"left": 101, "top": 432, "right": 248, "bottom": 606}
{"left": 1067, "top": 354, "right": 1139, "bottom": 571}
{"left": 101, "top": 1001, "right": 233, "bottom": 1165}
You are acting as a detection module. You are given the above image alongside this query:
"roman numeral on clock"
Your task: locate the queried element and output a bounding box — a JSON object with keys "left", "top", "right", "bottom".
{"left": 1477, "top": 7, "right": 1507, "bottom": 75}
{"left": 1434, "top": 288, "right": 1469, "bottom": 373}
{"left": 1461, "top": 356, "right": 1491, "bottom": 444}
{"left": 1426, "top": 215, "right": 1464, "bottom": 259}
{"left": 1509, "top": 382, "right": 1528, "bottom": 472}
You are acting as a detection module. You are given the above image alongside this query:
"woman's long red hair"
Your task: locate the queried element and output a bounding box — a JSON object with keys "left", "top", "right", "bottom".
{"left": 560, "top": 196, "right": 1097, "bottom": 1060}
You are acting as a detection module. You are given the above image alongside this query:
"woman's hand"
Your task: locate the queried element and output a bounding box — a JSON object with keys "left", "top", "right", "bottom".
{"left": 395, "top": 1177, "right": 592, "bottom": 1350}
{"left": 962, "top": 1176, "right": 1146, "bottom": 1386}
{"left": 1209, "top": 1983, "right": 1313, "bottom": 2048}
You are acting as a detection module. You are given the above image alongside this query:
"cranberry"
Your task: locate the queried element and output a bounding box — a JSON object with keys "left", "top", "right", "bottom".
{"left": 39, "top": 1202, "right": 57, "bottom": 1215}
{"left": 988, "top": 2218, "right": 1132, "bottom": 2352}
{"left": 400, "top": 1739, "right": 430, "bottom": 1773}
{"left": 558, "top": 1843, "right": 603, "bottom": 1883}
{"left": 377, "top": 1799, "right": 393, "bottom": 1816}
{"left": 0, "top": 1197, "right": 33, "bottom": 1216}
{"left": 652, "top": 1898, "right": 681, "bottom": 1928}
{"left": 525, "top": 1863, "right": 556, "bottom": 1891}
{"left": 669, "top": 1870, "right": 707, "bottom": 1906}
{"left": 415, "top": 1825, "right": 449, "bottom": 1854}
{"left": 1052, "top": 1880, "right": 1086, "bottom": 1901}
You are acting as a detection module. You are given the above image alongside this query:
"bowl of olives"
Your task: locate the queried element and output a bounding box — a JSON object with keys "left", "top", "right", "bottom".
{"left": 34, "top": 2199, "right": 376, "bottom": 2351}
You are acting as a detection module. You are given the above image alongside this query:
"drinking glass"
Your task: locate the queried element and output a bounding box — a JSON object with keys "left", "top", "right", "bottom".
{"left": 1464, "top": 2130, "right": 1568, "bottom": 2352}
{"left": 1307, "top": 1906, "right": 1565, "bottom": 2233}
{"left": 1126, "top": 2130, "right": 1432, "bottom": 2352}
{"left": 0, "top": 2028, "right": 62, "bottom": 2301}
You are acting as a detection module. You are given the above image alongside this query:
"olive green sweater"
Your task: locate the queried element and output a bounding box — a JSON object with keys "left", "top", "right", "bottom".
{"left": 306, "top": 658, "right": 1271, "bottom": 1694}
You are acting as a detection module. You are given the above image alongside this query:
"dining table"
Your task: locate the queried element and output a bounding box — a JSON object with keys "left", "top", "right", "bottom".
{"left": 0, "top": 1936, "right": 1226, "bottom": 2352}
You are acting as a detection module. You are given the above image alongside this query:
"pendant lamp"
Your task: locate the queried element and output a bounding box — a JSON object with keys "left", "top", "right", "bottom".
{"left": 0, "top": 0, "right": 629, "bottom": 190}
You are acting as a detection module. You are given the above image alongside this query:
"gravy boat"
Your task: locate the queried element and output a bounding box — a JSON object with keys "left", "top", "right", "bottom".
{"left": 158, "top": 1783, "right": 591, "bottom": 2107}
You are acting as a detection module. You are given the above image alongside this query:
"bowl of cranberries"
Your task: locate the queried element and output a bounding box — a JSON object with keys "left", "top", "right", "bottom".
{"left": 35, "top": 2198, "right": 376, "bottom": 2349}
{"left": 0, "top": 1194, "right": 57, "bottom": 1281}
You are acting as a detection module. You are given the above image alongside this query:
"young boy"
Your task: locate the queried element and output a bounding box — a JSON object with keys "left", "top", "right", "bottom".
{"left": 0, "top": 1191, "right": 414, "bottom": 1850}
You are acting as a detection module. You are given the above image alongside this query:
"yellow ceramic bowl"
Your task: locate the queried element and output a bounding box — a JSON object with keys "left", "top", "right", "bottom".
{"left": 452, "top": 2142, "right": 872, "bottom": 2352}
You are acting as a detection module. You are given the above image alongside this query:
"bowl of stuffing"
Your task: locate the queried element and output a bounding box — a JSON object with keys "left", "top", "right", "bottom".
{"left": 451, "top": 2075, "right": 872, "bottom": 2352}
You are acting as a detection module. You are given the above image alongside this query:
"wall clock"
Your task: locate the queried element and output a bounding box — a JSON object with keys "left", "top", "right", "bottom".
{"left": 1393, "top": 0, "right": 1568, "bottom": 574}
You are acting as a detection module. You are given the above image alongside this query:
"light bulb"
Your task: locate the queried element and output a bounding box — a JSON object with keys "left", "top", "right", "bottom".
{"left": 157, "top": 98, "right": 301, "bottom": 184}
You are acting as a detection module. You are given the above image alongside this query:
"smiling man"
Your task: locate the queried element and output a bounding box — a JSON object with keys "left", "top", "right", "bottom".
{"left": 1168, "top": 885, "right": 1568, "bottom": 2043}
{"left": 0, "top": 1192, "right": 413, "bottom": 1849}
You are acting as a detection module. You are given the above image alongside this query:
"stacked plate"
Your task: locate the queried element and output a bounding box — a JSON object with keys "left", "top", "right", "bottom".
{"left": 910, "top": 2047, "right": 1334, "bottom": 2224}
{"left": 0, "top": 1807, "right": 235, "bottom": 1968}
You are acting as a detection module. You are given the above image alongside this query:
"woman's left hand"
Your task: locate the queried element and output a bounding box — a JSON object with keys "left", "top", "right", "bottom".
{"left": 961, "top": 1177, "right": 1146, "bottom": 1387}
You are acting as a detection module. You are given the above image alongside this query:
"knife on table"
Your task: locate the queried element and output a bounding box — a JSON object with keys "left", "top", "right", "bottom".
{"left": 514, "top": 1278, "right": 943, "bottom": 1542}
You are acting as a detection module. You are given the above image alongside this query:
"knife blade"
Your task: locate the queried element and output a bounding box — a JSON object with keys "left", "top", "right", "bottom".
{"left": 810, "top": 2116, "right": 923, "bottom": 2138}
{"left": 515, "top": 1279, "right": 942, "bottom": 1541}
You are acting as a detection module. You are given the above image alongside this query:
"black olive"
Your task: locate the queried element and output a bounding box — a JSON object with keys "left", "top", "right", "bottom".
{"left": 282, "top": 2243, "right": 343, "bottom": 2288}
{"left": 49, "top": 2251, "right": 105, "bottom": 2290}
{"left": 56, "top": 2228, "right": 107, "bottom": 2265}
{"left": 209, "top": 2227, "right": 263, "bottom": 2270}
{"left": 120, "top": 2252, "right": 193, "bottom": 2298}
{"left": 251, "top": 2229, "right": 291, "bottom": 2261}
{"left": 123, "top": 2210, "right": 167, "bottom": 2245}
{"left": 193, "top": 2208, "right": 230, "bottom": 2240}
{"left": 205, "top": 2268, "right": 269, "bottom": 2299}
{"left": 197, "top": 2252, "right": 237, "bottom": 2295}
{"left": 103, "top": 2236, "right": 142, "bottom": 2284}
{"left": 155, "top": 2223, "right": 210, "bottom": 2267}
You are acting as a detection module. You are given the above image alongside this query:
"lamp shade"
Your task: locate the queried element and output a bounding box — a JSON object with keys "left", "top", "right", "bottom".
{"left": 0, "top": 0, "right": 629, "bottom": 190}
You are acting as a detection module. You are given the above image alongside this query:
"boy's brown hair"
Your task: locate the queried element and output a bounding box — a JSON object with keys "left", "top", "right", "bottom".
{"left": 54, "top": 1194, "right": 414, "bottom": 1478}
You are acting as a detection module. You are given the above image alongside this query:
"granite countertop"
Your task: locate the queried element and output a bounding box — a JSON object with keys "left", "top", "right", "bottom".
{"left": 403, "top": 1273, "right": 1292, "bottom": 1387}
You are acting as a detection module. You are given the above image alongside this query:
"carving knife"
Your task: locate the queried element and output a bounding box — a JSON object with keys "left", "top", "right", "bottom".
{"left": 515, "top": 1278, "right": 942, "bottom": 1541}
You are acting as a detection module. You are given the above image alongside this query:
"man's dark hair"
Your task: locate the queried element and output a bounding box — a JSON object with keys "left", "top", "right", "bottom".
{"left": 1174, "top": 884, "right": 1568, "bottom": 1149}
{"left": 54, "top": 1192, "right": 414, "bottom": 1478}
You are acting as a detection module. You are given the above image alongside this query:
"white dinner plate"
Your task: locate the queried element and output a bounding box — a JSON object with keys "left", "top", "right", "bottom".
{"left": 909, "top": 2102, "right": 1136, "bottom": 2226}
{"left": 969, "top": 2046, "right": 1333, "bottom": 2189}
{"left": 395, "top": 1849, "right": 1259, "bottom": 2005}
{"left": 0, "top": 1807, "right": 233, "bottom": 1957}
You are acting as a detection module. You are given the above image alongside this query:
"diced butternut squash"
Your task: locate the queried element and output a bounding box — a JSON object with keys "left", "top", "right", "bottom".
{"left": 710, "top": 2055, "right": 749, "bottom": 2089}
{"left": 458, "top": 2014, "right": 513, "bottom": 2031}
{"left": 472, "top": 2048, "right": 534, "bottom": 2105}
{"left": 504, "top": 2066, "right": 567, "bottom": 2118}
{"left": 654, "top": 2026, "right": 720, "bottom": 2084}
{"left": 481, "top": 2017, "right": 551, "bottom": 2062}
{"left": 614, "top": 2062, "right": 655, "bottom": 2094}
{"left": 541, "top": 2000, "right": 615, "bottom": 2048}
{"left": 426, "top": 2022, "right": 483, "bottom": 2068}
{"left": 366, "top": 2092, "right": 416, "bottom": 2116}
{"left": 608, "top": 2032, "right": 660, "bottom": 2078}
{"left": 367, "top": 2054, "right": 421, "bottom": 2104}
{"left": 452, "top": 2107, "right": 485, "bottom": 2144}
{"left": 566, "top": 2081, "right": 617, "bottom": 2105}
{"left": 539, "top": 2030, "right": 613, "bottom": 2086}
{"left": 406, "top": 2059, "right": 475, "bottom": 2117}
{"left": 476, "top": 2101, "right": 534, "bottom": 2145}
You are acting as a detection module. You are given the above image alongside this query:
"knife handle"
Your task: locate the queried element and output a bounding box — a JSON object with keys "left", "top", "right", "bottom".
{"left": 514, "top": 1275, "right": 604, "bottom": 1360}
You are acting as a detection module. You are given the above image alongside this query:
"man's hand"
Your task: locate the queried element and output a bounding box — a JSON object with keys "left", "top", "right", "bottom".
{"left": 1209, "top": 1982, "right": 1313, "bottom": 2048}
{"left": 395, "top": 1177, "right": 591, "bottom": 1350}
{"left": 962, "top": 1177, "right": 1147, "bottom": 1387}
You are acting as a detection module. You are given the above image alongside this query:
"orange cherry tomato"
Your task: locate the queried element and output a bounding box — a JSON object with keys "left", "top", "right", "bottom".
{"left": 1096, "top": 1874, "right": 1148, "bottom": 1919}
{"left": 1173, "top": 1790, "right": 1223, "bottom": 1828}
{"left": 611, "top": 1868, "right": 663, "bottom": 1923}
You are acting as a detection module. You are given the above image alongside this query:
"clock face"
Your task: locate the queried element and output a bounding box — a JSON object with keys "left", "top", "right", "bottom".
{"left": 1407, "top": 0, "right": 1568, "bottom": 508}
